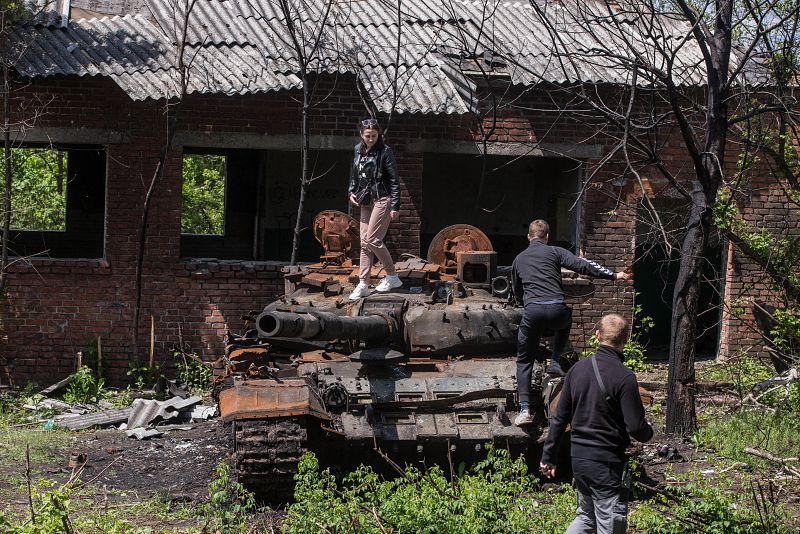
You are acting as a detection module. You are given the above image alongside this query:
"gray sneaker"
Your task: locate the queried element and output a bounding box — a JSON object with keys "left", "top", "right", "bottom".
{"left": 514, "top": 409, "right": 533, "bottom": 426}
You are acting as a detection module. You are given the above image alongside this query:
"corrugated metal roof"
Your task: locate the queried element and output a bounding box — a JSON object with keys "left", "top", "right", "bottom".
{"left": 11, "top": 0, "right": 715, "bottom": 113}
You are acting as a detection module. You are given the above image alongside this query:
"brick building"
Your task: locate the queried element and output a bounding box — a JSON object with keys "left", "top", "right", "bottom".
{"left": 0, "top": 0, "right": 782, "bottom": 385}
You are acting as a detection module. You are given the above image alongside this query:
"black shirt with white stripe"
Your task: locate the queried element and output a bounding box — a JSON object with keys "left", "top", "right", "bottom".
{"left": 511, "top": 239, "right": 616, "bottom": 306}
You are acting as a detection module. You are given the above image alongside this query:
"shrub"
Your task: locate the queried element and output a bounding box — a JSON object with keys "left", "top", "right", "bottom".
{"left": 64, "top": 366, "right": 105, "bottom": 404}
{"left": 200, "top": 461, "right": 256, "bottom": 533}
{"left": 630, "top": 472, "right": 791, "bottom": 533}
{"left": 175, "top": 351, "right": 212, "bottom": 394}
{"left": 285, "top": 445, "right": 574, "bottom": 534}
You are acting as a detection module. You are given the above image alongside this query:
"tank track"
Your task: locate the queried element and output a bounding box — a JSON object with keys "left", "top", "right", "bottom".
{"left": 234, "top": 417, "right": 309, "bottom": 501}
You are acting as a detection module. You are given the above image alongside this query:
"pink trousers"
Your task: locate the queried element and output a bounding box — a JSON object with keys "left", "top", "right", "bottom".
{"left": 359, "top": 196, "right": 396, "bottom": 283}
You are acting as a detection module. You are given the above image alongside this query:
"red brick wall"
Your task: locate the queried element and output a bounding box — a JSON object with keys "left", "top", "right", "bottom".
{"left": 0, "top": 75, "right": 681, "bottom": 386}
{"left": 718, "top": 163, "right": 800, "bottom": 359}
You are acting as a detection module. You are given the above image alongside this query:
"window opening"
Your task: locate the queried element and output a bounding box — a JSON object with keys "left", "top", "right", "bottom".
{"left": 6, "top": 144, "right": 105, "bottom": 259}
{"left": 181, "top": 153, "right": 226, "bottom": 235}
{"left": 421, "top": 154, "right": 580, "bottom": 265}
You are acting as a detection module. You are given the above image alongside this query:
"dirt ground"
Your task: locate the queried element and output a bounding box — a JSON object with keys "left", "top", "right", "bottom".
{"left": 0, "top": 420, "right": 234, "bottom": 530}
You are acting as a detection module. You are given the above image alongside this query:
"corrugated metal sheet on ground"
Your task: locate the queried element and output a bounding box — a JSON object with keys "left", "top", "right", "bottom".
{"left": 126, "top": 395, "right": 202, "bottom": 429}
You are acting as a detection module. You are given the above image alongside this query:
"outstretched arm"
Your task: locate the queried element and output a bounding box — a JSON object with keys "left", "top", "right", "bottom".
{"left": 556, "top": 248, "right": 627, "bottom": 280}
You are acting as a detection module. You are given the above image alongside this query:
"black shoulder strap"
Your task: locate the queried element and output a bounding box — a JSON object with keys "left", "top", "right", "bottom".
{"left": 591, "top": 355, "right": 612, "bottom": 403}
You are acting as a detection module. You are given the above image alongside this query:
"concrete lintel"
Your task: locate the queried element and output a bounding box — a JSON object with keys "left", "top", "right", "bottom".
{"left": 406, "top": 140, "right": 603, "bottom": 159}
{"left": 12, "top": 127, "right": 129, "bottom": 145}
{"left": 175, "top": 132, "right": 355, "bottom": 151}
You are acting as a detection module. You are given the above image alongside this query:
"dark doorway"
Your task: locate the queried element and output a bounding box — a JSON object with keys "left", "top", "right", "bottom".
{"left": 634, "top": 198, "right": 722, "bottom": 358}
{"left": 259, "top": 149, "right": 351, "bottom": 261}
{"left": 421, "top": 154, "right": 580, "bottom": 265}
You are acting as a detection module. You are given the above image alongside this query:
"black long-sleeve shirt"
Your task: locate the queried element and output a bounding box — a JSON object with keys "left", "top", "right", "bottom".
{"left": 541, "top": 345, "right": 653, "bottom": 464}
{"left": 511, "top": 240, "right": 616, "bottom": 306}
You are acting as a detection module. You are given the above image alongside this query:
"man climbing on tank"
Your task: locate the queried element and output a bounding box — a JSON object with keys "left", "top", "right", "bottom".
{"left": 511, "top": 219, "right": 629, "bottom": 427}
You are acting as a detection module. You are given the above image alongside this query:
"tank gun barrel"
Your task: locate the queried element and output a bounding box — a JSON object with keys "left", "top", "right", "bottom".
{"left": 257, "top": 310, "right": 394, "bottom": 342}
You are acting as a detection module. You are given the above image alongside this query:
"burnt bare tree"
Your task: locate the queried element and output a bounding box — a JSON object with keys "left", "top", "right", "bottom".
{"left": 245, "top": 0, "right": 337, "bottom": 265}
{"left": 455, "top": 0, "right": 800, "bottom": 434}
{"left": 131, "top": 0, "right": 198, "bottom": 365}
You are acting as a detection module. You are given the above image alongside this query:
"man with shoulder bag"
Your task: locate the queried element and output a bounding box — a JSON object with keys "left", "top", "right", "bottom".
{"left": 539, "top": 314, "right": 653, "bottom": 534}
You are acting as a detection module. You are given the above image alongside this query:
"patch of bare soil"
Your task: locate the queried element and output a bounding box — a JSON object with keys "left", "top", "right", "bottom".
{"left": 1, "top": 420, "right": 231, "bottom": 530}
{"left": 74, "top": 421, "right": 231, "bottom": 501}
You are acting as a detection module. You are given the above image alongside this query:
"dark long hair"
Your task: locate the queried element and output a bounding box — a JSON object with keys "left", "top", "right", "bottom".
{"left": 358, "top": 118, "right": 385, "bottom": 154}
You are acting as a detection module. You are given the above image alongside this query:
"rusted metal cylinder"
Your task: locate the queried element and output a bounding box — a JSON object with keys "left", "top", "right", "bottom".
{"left": 257, "top": 310, "right": 393, "bottom": 342}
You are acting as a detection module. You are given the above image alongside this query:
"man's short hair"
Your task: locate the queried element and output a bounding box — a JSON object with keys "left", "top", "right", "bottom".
{"left": 528, "top": 219, "right": 550, "bottom": 239}
{"left": 597, "top": 314, "right": 631, "bottom": 348}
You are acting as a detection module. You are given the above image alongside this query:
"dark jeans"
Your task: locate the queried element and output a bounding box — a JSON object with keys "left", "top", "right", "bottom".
{"left": 568, "top": 457, "right": 629, "bottom": 534}
{"left": 516, "top": 303, "right": 572, "bottom": 404}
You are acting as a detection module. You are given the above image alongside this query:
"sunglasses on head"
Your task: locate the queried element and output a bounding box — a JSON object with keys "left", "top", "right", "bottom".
{"left": 361, "top": 118, "right": 379, "bottom": 129}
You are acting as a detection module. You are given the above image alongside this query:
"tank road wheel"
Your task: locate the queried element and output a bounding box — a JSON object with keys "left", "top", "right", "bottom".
{"left": 234, "top": 417, "right": 309, "bottom": 502}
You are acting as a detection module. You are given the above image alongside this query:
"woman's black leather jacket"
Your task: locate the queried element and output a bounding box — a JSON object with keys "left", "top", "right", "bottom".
{"left": 348, "top": 142, "right": 401, "bottom": 211}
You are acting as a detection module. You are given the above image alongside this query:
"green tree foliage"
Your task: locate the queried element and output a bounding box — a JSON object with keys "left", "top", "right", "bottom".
{"left": 9, "top": 148, "right": 66, "bottom": 231}
{"left": 181, "top": 154, "right": 225, "bottom": 235}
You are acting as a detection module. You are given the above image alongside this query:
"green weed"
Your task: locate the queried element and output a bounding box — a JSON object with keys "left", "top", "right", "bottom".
{"left": 199, "top": 460, "right": 257, "bottom": 533}
{"left": 285, "top": 445, "right": 574, "bottom": 534}
{"left": 692, "top": 409, "right": 800, "bottom": 466}
{"left": 64, "top": 366, "right": 105, "bottom": 405}
{"left": 630, "top": 470, "right": 791, "bottom": 533}
{"left": 0, "top": 426, "right": 73, "bottom": 466}
{"left": 697, "top": 352, "right": 774, "bottom": 400}
{"left": 174, "top": 351, "right": 212, "bottom": 395}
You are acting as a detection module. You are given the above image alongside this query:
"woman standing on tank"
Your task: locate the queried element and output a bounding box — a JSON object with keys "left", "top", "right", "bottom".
{"left": 348, "top": 118, "right": 402, "bottom": 300}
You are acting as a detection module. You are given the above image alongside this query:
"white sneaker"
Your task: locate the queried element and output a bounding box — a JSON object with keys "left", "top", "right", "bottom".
{"left": 349, "top": 282, "right": 370, "bottom": 300}
{"left": 375, "top": 275, "right": 402, "bottom": 292}
{"left": 514, "top": 409, "right": 533, "bottom": 426}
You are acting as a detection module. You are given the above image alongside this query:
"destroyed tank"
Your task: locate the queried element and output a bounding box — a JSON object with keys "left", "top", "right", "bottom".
{"left": 218, "top": 211, "right": 560, "bottom": 500}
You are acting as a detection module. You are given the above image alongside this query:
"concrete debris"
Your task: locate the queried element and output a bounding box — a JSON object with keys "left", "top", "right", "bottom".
{"left": 126, "top": 428, "right": 164, "bottom": 440}
{"left": 126, "top": 395, "right": 203, "bottom": 430}
{"left": 188, "top": 405, "right": 217, "bottom": 421}
{"left": 23, "top": 399, "right": 74, "bottom": 412}
{"left": 97, "top": 400, "right": 116, "bottom": 410}
{"left": 158, "top": 424, "right": 194, "bottom": 432}
{"left": 38, "top": 376, "right": 72, "bottom": 396}
{"left": 57, "top": 408, "right": 135, "bottom": 431}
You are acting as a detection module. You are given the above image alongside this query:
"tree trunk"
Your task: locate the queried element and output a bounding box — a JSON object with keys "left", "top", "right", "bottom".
{"left": 290, "top": 78, "right": 310, "bottom": 266}
{"left": 0, "top": 24, "right": 11, "bottom": 296}
{"left": 665, "top": 188, "right": 709, "bottom": 434}
{"left": 666, "top": 156, "right": 723, "bottom": 435}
